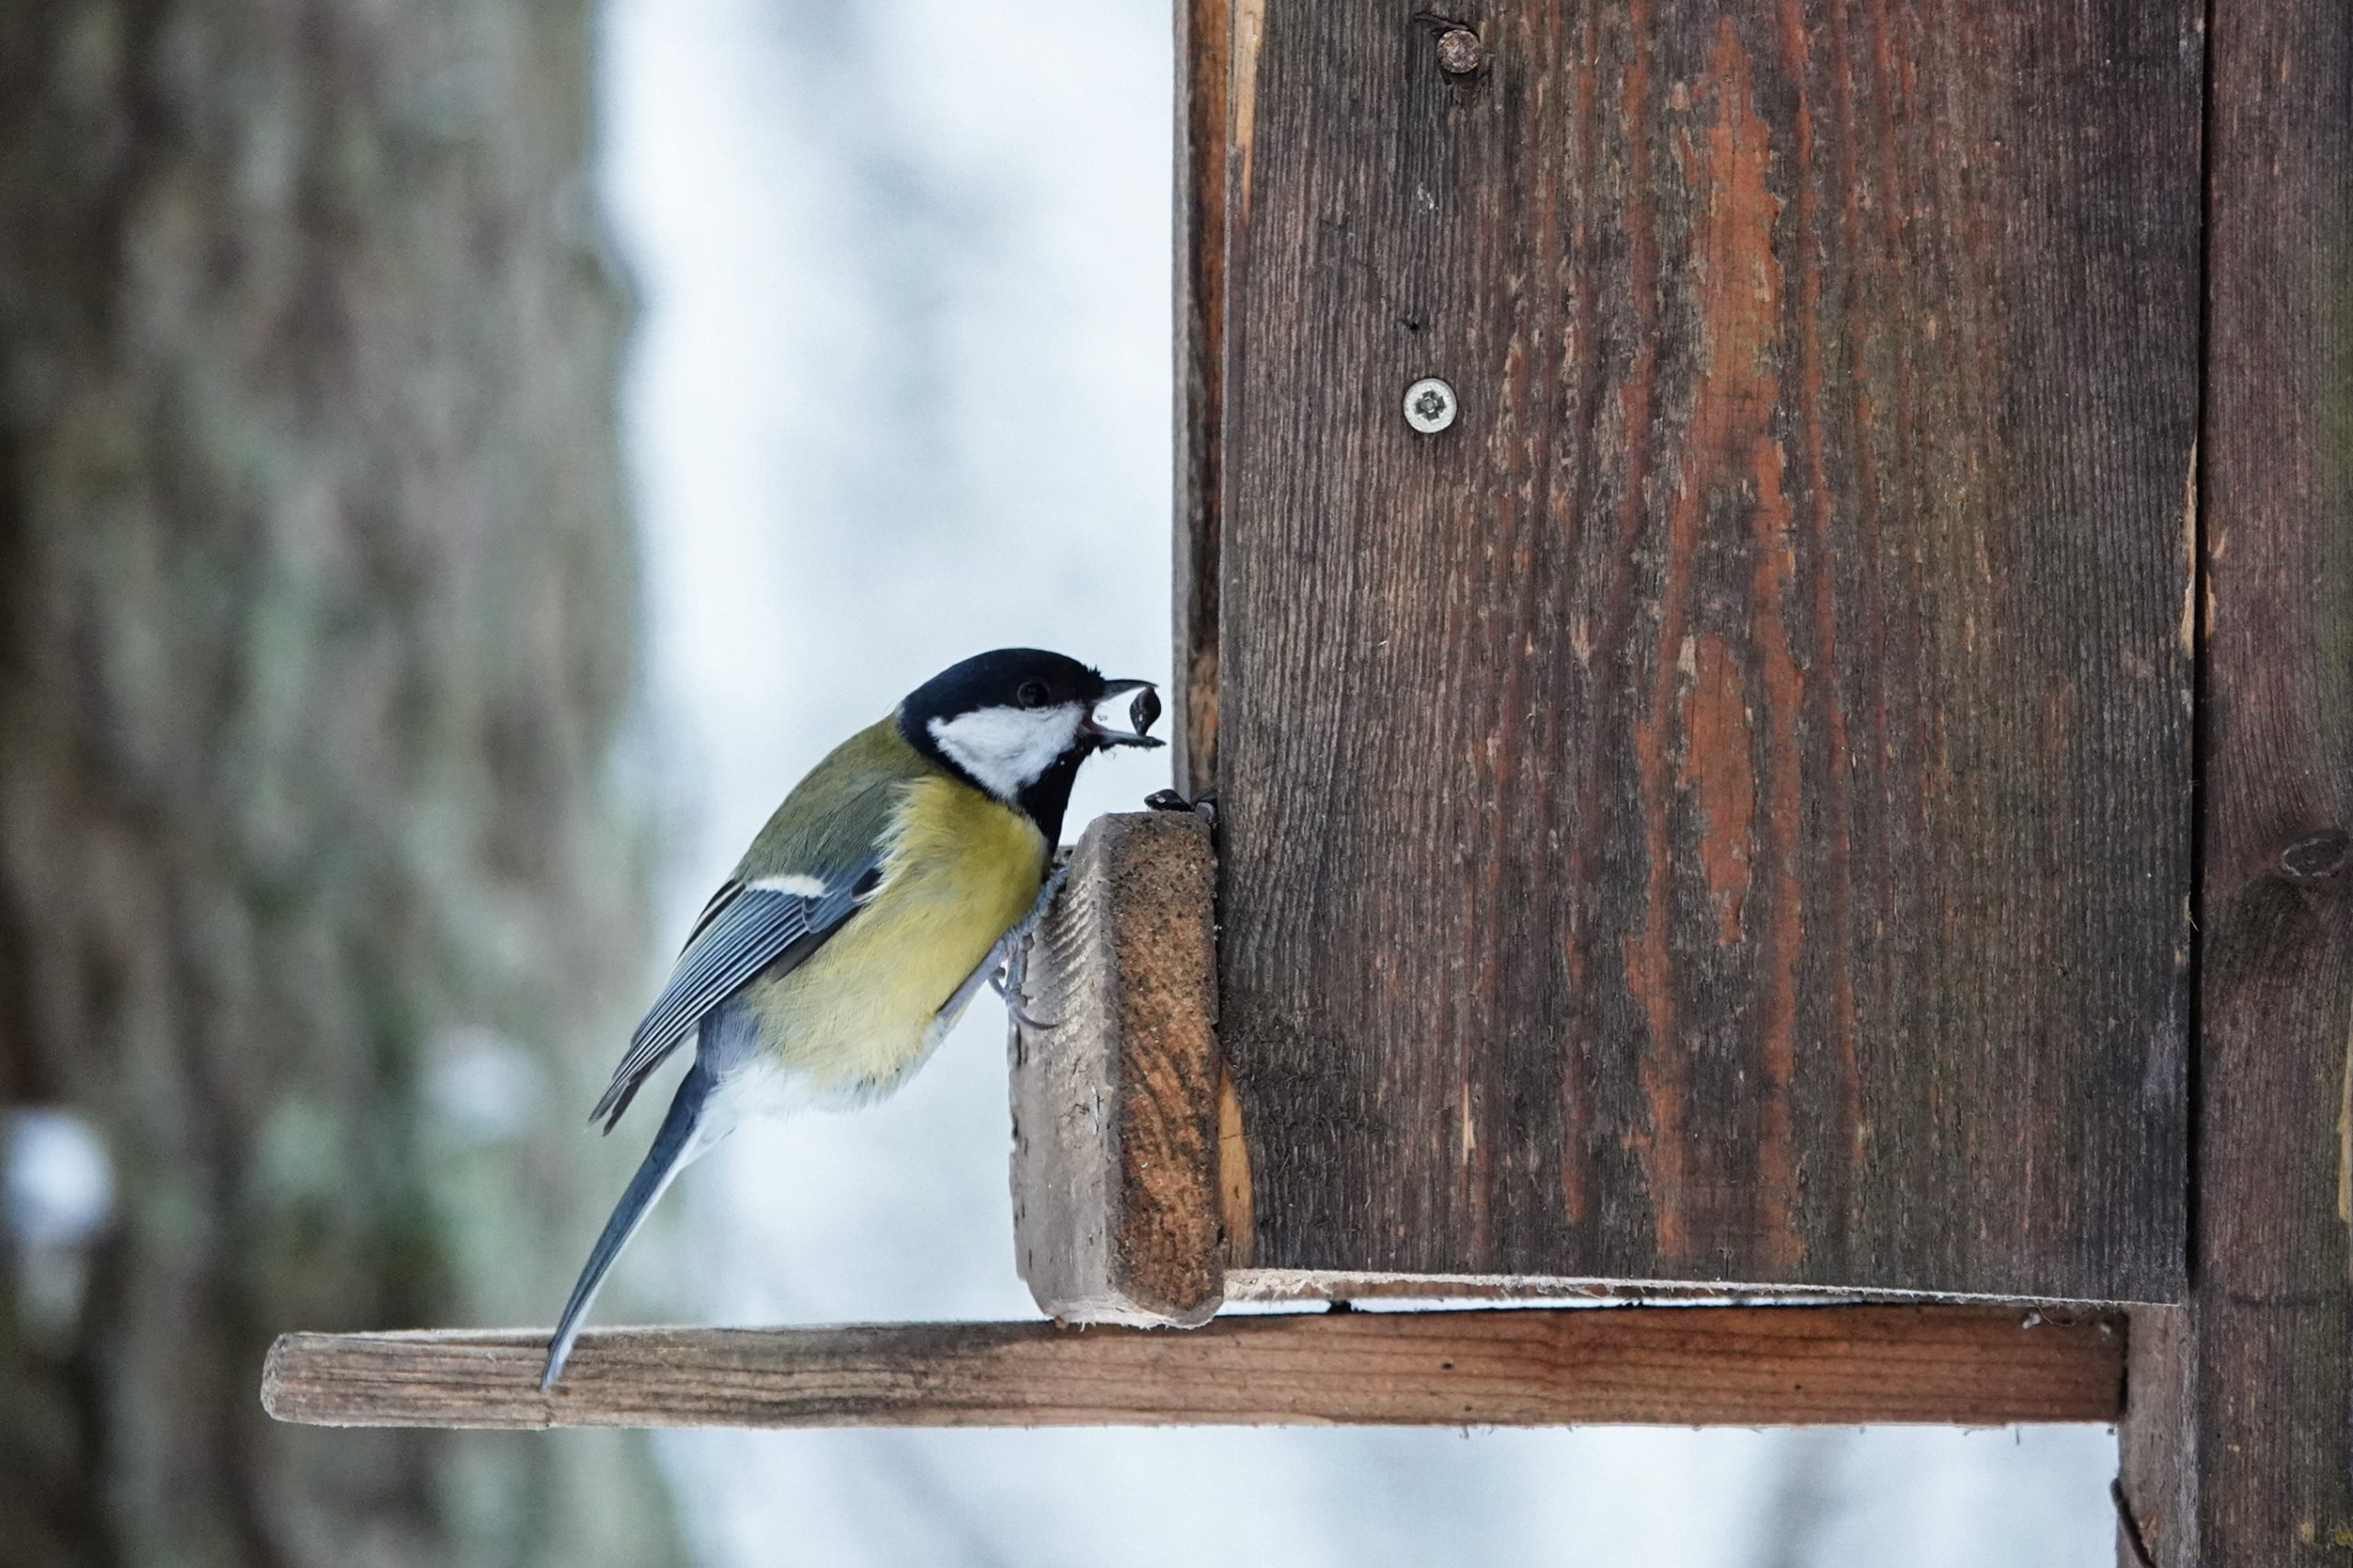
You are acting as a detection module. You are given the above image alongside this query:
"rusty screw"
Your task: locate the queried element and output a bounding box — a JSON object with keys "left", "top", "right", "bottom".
{"left": 1436, "top": 28, "right": 1483, "bottom": 75}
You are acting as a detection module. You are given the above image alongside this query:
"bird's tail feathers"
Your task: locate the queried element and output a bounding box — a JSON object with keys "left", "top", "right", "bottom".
{"left": 540, "top": 1058, "right": 722, "bottom": 1391}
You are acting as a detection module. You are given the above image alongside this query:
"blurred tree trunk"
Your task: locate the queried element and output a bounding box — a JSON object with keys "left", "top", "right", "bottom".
{"left": 0, "top": 4, "right": 685, "bottom": 1566}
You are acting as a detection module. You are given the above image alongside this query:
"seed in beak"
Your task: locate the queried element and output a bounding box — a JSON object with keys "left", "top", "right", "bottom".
{"left": 1130, "top": 685, "right": 1162, "bottom": 740}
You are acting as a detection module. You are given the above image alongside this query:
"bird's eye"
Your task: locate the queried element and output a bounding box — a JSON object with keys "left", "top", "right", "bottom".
{"left": 1017, "top": 679, "right": 1051, "bottom": 710}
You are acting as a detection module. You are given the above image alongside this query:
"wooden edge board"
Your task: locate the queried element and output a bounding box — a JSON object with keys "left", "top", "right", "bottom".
{"left": 2112, "top": 0, "right": 2353, "bottom": 1561}
{"left": 1222, "top": 1268, "right": 2120, "bottom": 1307}
{"left": 261, "top": 1304, "right": 2122, "bottom": 1431}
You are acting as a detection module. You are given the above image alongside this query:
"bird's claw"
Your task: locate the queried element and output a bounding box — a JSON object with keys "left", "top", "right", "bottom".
{"left": 1143, "top": 787, "right": 1216, "bottom": 824}
{"left": 1003, "top": 994, "right": 1058, "bottom": 1032}
{"left": 995, "top": 948, "right": 1057, "bottom": 1030}
{"left": 989, "top": 861, "right": 1070, "bottom": 1034}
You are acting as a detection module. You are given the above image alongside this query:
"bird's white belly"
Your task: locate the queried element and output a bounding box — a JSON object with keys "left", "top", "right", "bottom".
{"left": 713, "top": 975, "right": 978, "bottom": 1122}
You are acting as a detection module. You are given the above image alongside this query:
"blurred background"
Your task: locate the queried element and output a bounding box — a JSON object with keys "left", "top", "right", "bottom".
{"left": 0, "top": 0, "right": 2116, "bottom": 1562}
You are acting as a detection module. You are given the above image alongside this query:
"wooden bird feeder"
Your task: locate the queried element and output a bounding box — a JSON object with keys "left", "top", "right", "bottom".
{"left": 267, "top": 3, "right": 2353, "bottom": 1562}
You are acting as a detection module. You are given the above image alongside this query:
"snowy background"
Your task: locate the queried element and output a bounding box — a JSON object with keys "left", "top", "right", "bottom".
{"left": 594, "top": 0, "right": 2118, "bottom": 1562}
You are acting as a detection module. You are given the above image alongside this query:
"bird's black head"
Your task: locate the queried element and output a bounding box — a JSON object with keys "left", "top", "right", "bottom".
{"left": 896, "top": 648, "right": 1161, "bottom": 843}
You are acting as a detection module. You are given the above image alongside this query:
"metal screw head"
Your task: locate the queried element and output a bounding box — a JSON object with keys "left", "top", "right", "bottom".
{"left": 1436, "top": 28, "right": 1484, "bottom": 75}
{"left": 1403, "top": 377, "right": 1458, "bottom": 434}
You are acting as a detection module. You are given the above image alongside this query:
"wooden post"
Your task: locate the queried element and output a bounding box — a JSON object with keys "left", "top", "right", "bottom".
{"left": 260, "top": 1305, "right": 2122, "bottom": 1431}
{"left": 1010, "top": 812, "right": 1223, "bottom": 1325}
{"left": 2114, "top": 0, "right": 2353, "bottom": 1561}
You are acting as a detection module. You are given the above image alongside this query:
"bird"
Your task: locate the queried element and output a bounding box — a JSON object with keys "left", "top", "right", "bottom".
{"left": 539, "top": 648, "right": 1161, "bottom": 1389}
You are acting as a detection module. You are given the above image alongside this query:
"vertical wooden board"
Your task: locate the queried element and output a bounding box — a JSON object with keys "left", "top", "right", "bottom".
{"left": 2119, "top": 0, "right": 2353, "bottom": 1558}
{"left": 1174, "top": 0, "right": 1229, "bottom": 800}
{"left": 1214, "top": 0, "right": 2198, "bottom": 1296}
{"left": 2116, "top": 1307, "right": 2191, "bottom": 1567}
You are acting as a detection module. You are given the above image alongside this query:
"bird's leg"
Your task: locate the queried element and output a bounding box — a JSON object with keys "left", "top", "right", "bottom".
{"left": 990, "top": 860, "right": 1069, "bottom": 1029}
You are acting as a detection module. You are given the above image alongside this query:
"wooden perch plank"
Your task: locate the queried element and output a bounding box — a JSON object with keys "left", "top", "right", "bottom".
{"left": 1211, "top": 0, "right": 2198, "bottom": 1301}
{"left": 262, "top": 1304, "right": 2120, "bottom": 1431}
{"left": 1010, "top": 811, "right": 1223, "bottom": 1325}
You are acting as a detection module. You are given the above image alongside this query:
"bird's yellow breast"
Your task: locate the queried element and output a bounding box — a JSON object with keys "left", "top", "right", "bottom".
{"left": 742, "top": 774, "right": 1047, "bottom": 1100}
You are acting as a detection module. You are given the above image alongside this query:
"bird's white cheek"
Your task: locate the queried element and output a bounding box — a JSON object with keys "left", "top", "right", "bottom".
{"left": 927, "top": 705, "right": 1084, "bottom": 798}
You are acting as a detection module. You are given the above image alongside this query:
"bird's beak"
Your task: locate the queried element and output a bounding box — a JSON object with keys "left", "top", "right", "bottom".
{"left": 1087, "top": 679, "right": 1165, "bottom": 749}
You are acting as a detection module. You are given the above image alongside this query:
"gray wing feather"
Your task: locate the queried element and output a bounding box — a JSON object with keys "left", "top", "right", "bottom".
{"left": 590, "top": 866, "right": 875, "bottom": 1131}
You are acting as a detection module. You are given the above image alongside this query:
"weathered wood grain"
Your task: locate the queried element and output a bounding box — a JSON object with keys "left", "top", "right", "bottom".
{"left": 1173, "top": 0, "right": 1229, "bottom": 800}
{"left": 261, "top": 1305, "right": 2121, "bottom": 1430}
{"left": 1210, "top": 0, "right": 2199, "bottom": 1298}
{"left": 1010, "top": 812, "right": 1223, "bottom": 1324}
{"left": 2116, "top": 1, "right": 2353, "bottom": 1555}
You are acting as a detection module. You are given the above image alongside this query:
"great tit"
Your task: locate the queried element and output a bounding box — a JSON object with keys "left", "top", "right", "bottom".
{"left": 540, "top": 648, "right": 1160, "bottom": 1389}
